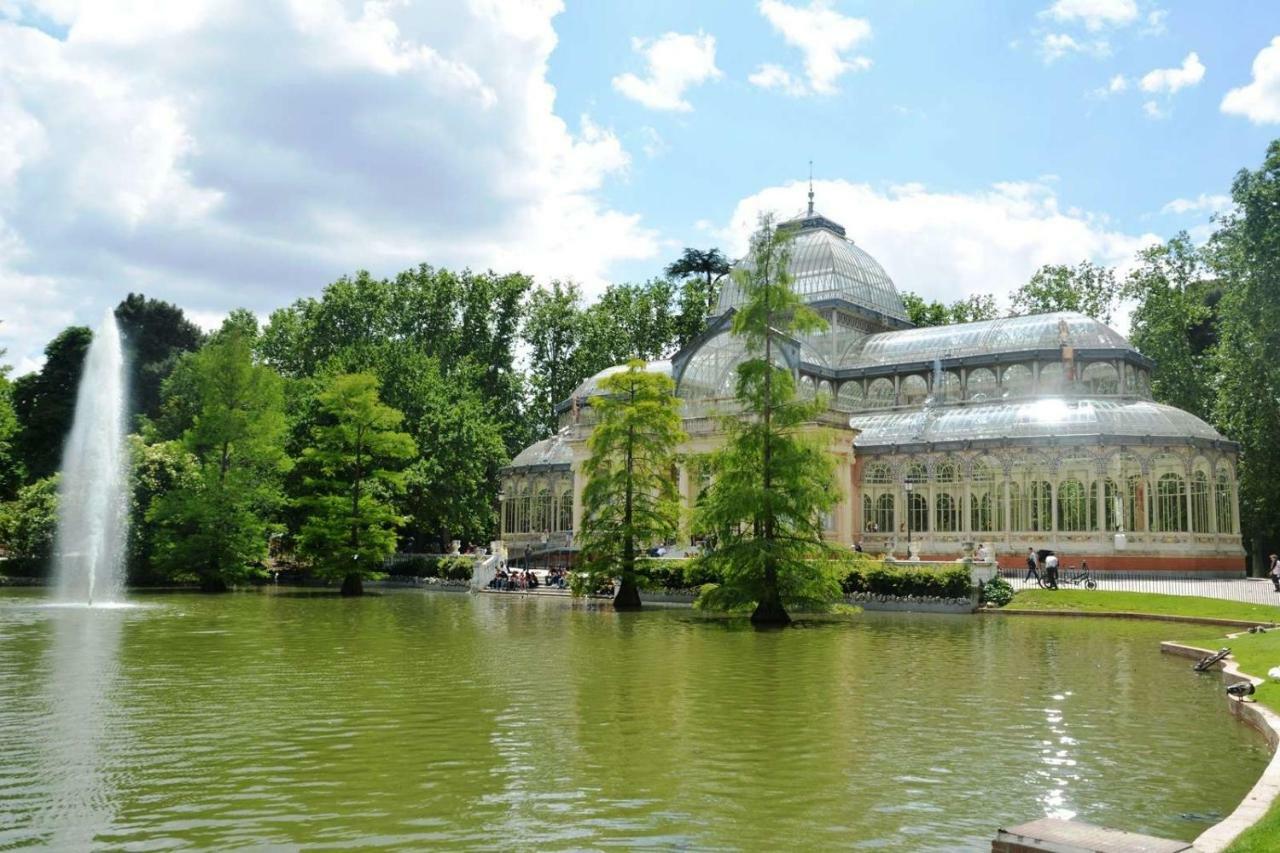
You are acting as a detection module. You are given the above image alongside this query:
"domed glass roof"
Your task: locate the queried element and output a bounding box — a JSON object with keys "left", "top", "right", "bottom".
{"left": 506, "top": 433, "right": 573, "bottom": 470}
{"left": 714, "top": 211, "right": 908, "bottom": 323}
{"left": 569, "top": 360, "right": 672, "bottom": 399}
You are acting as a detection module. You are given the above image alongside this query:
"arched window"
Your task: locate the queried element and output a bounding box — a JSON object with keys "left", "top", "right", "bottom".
{"left": 1039, "top": 362, "right": 1064, "bottom": 394}
{"left": 1124, "top": 474, "right": 1143, "bottom": 532}
{"left": 866, "top": 378, "right": 896, "bottom": 409}
{"left": 1083, "top": 362, "right": 1120, "bottom": 394}
{"left": 967, "top": 368, "right": 997, "bottom": 402}
{"left": 503, "top": 491, "right": 516, "bottom": 535}
{"left": 901, "top": 375, "right": 928, "bottom": 405}
{"left": 906, "top": 463, "right": 928, "bottom": 485}
{"left": 1058, "top": 479, "right": 1088, "bottom": 531}
{"left": 1029, "top": 480, "right": 1052, "bottom": 532}
{"left": 817, "top": 380, "right": 832, "bottom": 399}
{"left": 935, "top": 493, "right": 959, "bottom": 532}
{"left": 935, "top": 461, "right": 958, "bottom": 483}
{"left": 798, "top": 375, "right": 816, "bottom": 399}
{"left": 1154, "top": 473, "right": 1187, "bottom": 532}
{"left": 864, "top": 462, "right": 892, "bottom": 484}
{"left": 837, "top": 381, "right": 864, "bottom": 410}
{"left": 519, "top": 485, "right": 532, "bottom": 533}
{"left": 536, "top": 488, "right": 552, "bottom": 532}
{"left": 875, "top": 493, "right": 895, "bottom": 533}
{"left": 559, "top": 489, "right": 574, "bottom": 532}
{"left": 1002, "top": 364, "right": 1033, "bottom": 398}
{"left": 1137, "top": 370, "right": 1152, "bottom": 398}
{"left": 1091, "top": 478, "right": 1121, "bottom": 531}
{"left": 1009, "top": 482, "right": 1024, "bottom": 531}
{"left": 969, "top": 462, "right": 1000, "bottom": 532}
{"left": 908, "top": 491, "right": 929, "bottom": 532}
{"left": 1190, "top": 470, "right": 1210, "bottom": 533}
{"left": 1216, "top": 470, "right": 1234, "bottom": 534}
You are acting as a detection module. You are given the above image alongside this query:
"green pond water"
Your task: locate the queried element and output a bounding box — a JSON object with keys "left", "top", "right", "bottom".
{"left": 0, "top": 588, "right": 1268, "bottom": 851}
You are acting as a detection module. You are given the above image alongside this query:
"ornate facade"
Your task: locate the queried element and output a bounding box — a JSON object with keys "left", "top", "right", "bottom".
{"left": 501, "top": 203, "right": 1243, "bottom": 575}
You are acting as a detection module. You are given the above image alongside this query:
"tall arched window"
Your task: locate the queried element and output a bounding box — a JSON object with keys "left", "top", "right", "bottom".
{"left": 969, "top": 462, "right": 999, "bottom": 532}
{"left": 1154, "top": 473, "right": 1188, "bottom": 532}
{"left": 1124, "top": 474, "right": 1143, "bottom": 532}
{"left": 1058, "top": 480, "right": 1088, "bottom": 531}
{"left": 559, "top": 489, "right": 574, "bottom": 532}
{"left": 1190, "top": 470, "right": 1211, "bottom": 533}
{"left": 939, "top": 371, "right": 962, "bottom": 402}
{"left": 518, "top": 485, "right": 531, "bottom": 533}
{"left": 1092, "top": 478, "right": 1121, "bottom": 531}
{"left": 1029, "top": 480, "right": 1052, "bottom": 532}
{"left": 935, "top": 493, "right": 959, "bottom": 532}
{"left": 1083, "top": 362, "right": 1120, "bottom": 394}
{"left": 536, "top": 488, "right": 552, "bottom": 532}
{"left": 1039, "top": 362, "right": 1064, "bottom": 394}
{"left": 1216, "top": 470, "right": 1234, "bottom": 534}
{"left": 837, "top": 381, "right": 864, "bottom": 410}
{"left": 875, "top": 493, "right": 895, "bottom": 533}
{"left": 908, "top": 491, "right": 929, "bottom": 532}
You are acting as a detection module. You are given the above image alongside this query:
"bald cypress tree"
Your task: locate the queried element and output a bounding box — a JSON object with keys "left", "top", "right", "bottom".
{"left": 574, "top": 360, "right": 685, "bottom": 610}
{"left": 693, "top": 215, "right": 845, "bottom": 626}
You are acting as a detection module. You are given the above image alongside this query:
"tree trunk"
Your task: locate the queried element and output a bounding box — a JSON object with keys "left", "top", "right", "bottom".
{"left": 750, "top": 586, "right": 790, "bottom": 626}
{"left": 613, "top": 575, "right": 642, "bottom": 610}
{"left": 340, "top": 572, "right": 364, "bottom": 596}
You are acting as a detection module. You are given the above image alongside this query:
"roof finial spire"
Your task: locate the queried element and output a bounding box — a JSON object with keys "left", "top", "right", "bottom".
{"left": 807, "top": 160, "right": 815, "bottom": 216}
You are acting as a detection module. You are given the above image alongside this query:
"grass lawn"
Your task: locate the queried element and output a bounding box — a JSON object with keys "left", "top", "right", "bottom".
{"left": 1004, "top": 589, "right": 1280, "bottom": 624}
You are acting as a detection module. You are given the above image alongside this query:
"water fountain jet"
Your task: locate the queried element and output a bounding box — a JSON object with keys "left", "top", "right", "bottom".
{"left": 52, "top": 309, "right": 129, "bottom": 606}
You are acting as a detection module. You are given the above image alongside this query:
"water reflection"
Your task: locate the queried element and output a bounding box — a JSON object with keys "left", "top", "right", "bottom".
{"left": 28, "top": 606, "right": 127, "bottom": 848}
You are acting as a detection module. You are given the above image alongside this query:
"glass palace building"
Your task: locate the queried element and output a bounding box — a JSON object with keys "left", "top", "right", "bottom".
{"left": 501, "top": 206, "right": 1243, "bottom": 575}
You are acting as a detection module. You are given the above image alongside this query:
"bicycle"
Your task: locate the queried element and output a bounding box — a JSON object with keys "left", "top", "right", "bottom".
{"left": 1059, "top": 564, "right": 1097, "bottom": 590}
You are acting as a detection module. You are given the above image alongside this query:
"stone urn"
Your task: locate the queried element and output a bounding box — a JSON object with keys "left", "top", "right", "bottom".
{"left": 907, "top": 543, "right": 921, "bottom": 561}
{"left": 449, "top": 540, "right": 462, "bottom": 555}
{"left": 961, "top": 540, "right": 975, "bottom": 559}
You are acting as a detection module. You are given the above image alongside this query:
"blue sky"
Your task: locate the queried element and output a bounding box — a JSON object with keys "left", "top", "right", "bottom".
{"left": 0, "top": 1, "right": 1277, "bottom": 373}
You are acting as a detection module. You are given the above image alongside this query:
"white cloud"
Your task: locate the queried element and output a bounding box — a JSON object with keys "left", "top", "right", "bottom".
{"left": 1042, "top": 0, "right": 1138, "bottom": 31}
{"left": 1091, "top": 73, "right": 1128, "bottom": 97}
{"left": 611, "top": 30, "right": 721, "bottom": 112}
{"left": 752, "top": 0, "right": 871, "bottom": 96}
{"left": 1221, "top": 36, "right": 1280, "bottom": 124}
{"left": 1143, "top": 100, "right": 1166, "bottom": 119}
{"left": 1140, "top": 51, "right": 1205, "bottom": 94}
{"left": 0, "top": 0, "right": 659, "bottom": 372}
{"left": 718, "top": 178, "right": 1158, "bottom": 327}
{"left": 1142, "top": 9, "right": 1168, "bottom": 36}
{"left": 1161, "top": 193, "right": 1233, "bottom": 216}
{"left": 1039, "top": 32, "right": 1110, "bottom": 63}
{"left": 638, "top": 126, "right": 668, "bottom": 159}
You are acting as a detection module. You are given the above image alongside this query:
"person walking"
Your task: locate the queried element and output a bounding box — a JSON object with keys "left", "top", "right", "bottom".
{"left": 1044, "top": 552, "right": 1060, "bottom": 590}
{"left": 1024, "top": 547, "right": 1040, "bottom": 585}
{"left": 1269, "top": 553, "right": 1280, "bottom": 592}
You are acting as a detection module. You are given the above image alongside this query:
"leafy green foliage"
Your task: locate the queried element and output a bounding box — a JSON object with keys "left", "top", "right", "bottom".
{"left": 11, "top": 326, "right": 92, "bottom": 481}
{"left": 1011, "top": 260, "right": 1119, "bottom": 322}
{"left": 1211, "top": 140, "right": 1280, "bottom": 566}
{"left": 573, "top": 361, "right": 686, "bottom": 609}
{"left": 296, "top": 373, "right": 415, "bottom": 594}
{"left": 900, "top": 292, "right": 999, "bottom": 327}
{"left": 693, "top": 215, "right": 847, "bottom": 625}
{"left": 147, "top": 325, "right": 291, "bottom": 590}
{"left": 126, "top": 436, "right": 201, "bottom": 584}
{"left": 666, "top": 247, "right": 730, "bottom": 348}
{"left": 1123, "top": 234, "right": 1219, "bottom": 421}
{"left": 980, "top": 575, "right": 1014, "bottom": 607}
{"left": 841, "top": 563, "right": 972, "bottom": 599}
{"left": 114, "top": 293, "right": 205, "bottom": 425}
{"left": 0, "top": 365, "right": 20, "bottom": 499}
{"left": 389, "top": 554, "right": 474, "bottom": 581}
{"left": 0, "top": 475, "right": 59, "bottom": 575}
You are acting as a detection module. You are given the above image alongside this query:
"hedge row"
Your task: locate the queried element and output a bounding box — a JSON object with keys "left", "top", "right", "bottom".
{"left": 639, "top": 558, "right": 972, "bottom": 600}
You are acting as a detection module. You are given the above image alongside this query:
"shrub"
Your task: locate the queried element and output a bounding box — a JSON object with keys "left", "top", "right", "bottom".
{"left": 841, "top": 562, "right": 972, "bottom": 599}
{"left": 639, "top": 558, "right": 723, "bottom": 591}
{"left": 981, "top": 575, "right": 1014, "bottom": 607}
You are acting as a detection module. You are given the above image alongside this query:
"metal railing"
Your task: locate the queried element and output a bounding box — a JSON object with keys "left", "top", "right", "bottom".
{"left": 996, "top": 565, "right": 1280, "bottom": 606}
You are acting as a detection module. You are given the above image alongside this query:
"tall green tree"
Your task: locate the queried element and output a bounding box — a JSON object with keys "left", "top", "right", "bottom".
{"left": 1211, "top": 140, "right": 1280, "bottom": 571}
{"left": 667, "top": 247, "right": 730, "bottom": 348}
{"left": 523, "top": 280, "right": 584, "bottom": 438}
{"left": 693, "top": 216, "right": 846, "bottom": 626}
{"left": 1011, "top": 261, "right": 1119, "bottom": 322}
{"left": 114, "top": 293, "right": 205, "bottom": 425}
{"left": 1123, "top": 234, "right": 1219, "bottom": 421}
{"left": 0, "top": 475, "right": 59, "bottom": 575}
{"left": 901, "top": 293, "right": 1000, "bottom": 328}
{"left": 574, "top": 360, "right": 686, "bottom": 610}
{"left": 0, "top": 343, "right": 20, "bottom": 499}
{"left": 297, "top": 373, "right": 415, "bottom": 596}
{"left": 11, "top": 326, "right": 92, "bottom": 482}
{"left": 127, "top": 436, "right": 200, "bottom": 584}
{"left": 148, "top": 325, "right": 291, "bottom": 591}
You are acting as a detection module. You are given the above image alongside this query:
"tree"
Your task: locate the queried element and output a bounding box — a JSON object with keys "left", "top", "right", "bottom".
{"left": 901, "top": 293, "right": 1000, "bottom": 328}
{"left": 1123, "top": 234, "right": 1219, "bottom": 421}
{"left": 0, "top": 352, "right": 20, "bottom": 499}
{"left": 114, "top": 293, "right": 205, "bottom": 425}
{"left": 11, "top": 326, "right": 92, "bottom": 482}
{"left": 668, "top": 248, "right": 730, "bottom": 350}
{"left": 693, "top": 216, "right": 846, "bottom": 626}
{"left": 1010, "top": 261, "right": 1119, "bottom": 322}
{"left": 1210, "top": 140, "right": 1280, "bottom": 572}
{"left": 523, "top": 281, "right": 585, "bottom": 438}
{"left": 0, "top": 475, "right": 59, "bottom": 575}
{"left": 126, "top": 436, "right": 200, "bottom": 585}
{"left": 296, "top": 373, "right": 415, "bottom": 595}
{"left": 574, "top": 360, "right": 686, "bottom": 610}
{"left": 148, "top": 326, "right": 291, "bottom": 591}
